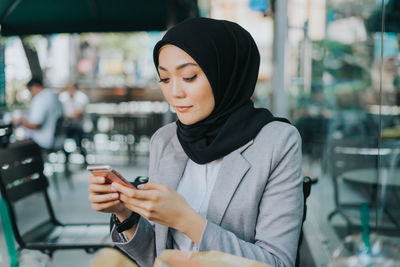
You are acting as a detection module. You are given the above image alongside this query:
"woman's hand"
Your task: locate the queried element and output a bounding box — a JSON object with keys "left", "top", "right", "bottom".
{"left": 111, "top": 181, "right": 206, "bottom": 244}
{"left": 88, "top": 176, "right": 130, "bottom": 217}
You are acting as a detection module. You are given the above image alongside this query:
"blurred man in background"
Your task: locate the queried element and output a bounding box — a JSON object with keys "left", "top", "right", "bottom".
{"left": 13, "top": 77, "right": 63, "bottom": 150}
{"left": 59, "top": 82, "right": 89, "bottom": 162}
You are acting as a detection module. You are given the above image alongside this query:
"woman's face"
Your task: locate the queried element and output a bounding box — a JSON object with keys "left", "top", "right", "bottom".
{"left": 158, "top": 44, "right": 215, "bottom": 125}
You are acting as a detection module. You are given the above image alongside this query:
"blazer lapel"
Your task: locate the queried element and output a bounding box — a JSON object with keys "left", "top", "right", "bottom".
{"left": 206, "top": 140, "right": 253, "bottom": 225}
{"left": 155, "top": 134, "right": 188, "bottom": 255}
{"left": 155, "top": 135, "right": 253, "bottom": 253}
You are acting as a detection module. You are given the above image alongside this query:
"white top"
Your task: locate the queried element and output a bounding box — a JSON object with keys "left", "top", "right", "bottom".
{"left": 59, "top": 90, "right": 89, "bottom": 118}
{"left": 28, "top": 88, "right": 63, "bottom": 149}
{"left": 171, "top": 158, "right": 223, "bottom": 251}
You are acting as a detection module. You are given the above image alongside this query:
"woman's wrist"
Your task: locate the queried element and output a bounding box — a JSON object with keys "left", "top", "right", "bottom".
{"left": 177, "top": 208, "right": 206, "bottom": 245}
{"left": 113, "top": 208, "right": 140, "bottom": 238}
{"left": 114, "top": 208, "right": 133, "bottom": 222}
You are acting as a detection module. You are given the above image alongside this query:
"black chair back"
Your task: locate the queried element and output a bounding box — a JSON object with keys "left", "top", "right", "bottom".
{"left": 0, "top": 140, "right": 57, "bottom": 247}
{"left": 0, "top": 123, "right": 13, "bottom": 148}
{"left": 329, "top": 138, "right": 378, "bottom": 208}
{"left": 0, "top": 140, "right": 111, "bottom": 255}
{"left": 296, "top": 176, "right": 316, "bottom": 267}
{"left": 52, "top": 116, "right": 67, "bottom": 151}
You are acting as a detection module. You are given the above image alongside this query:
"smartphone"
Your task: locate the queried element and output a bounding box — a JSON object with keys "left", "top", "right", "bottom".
{"left": 87, "top": 165, "right": 134, "bottom": 188}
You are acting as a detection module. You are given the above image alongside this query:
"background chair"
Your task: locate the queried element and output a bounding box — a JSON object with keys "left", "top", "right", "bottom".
{"left": 327, "top": 138, "right": 377, "bottom": 232}
{"left": 0, "top": 139, "right": 112, "bottom": 257}
{"left": 0, "top": 123, "right": 13, "bottom": 148}
{"left": 41, "top": 116, "right": 73, "bottom": 197}
{"left": 296, "top": 176, "right": 317, "bottom": 267}
{"left": 326, "top": 137, "right": 400, "bottom": 234}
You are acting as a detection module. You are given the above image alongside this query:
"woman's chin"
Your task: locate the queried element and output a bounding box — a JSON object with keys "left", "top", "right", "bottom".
{"left": 178, "top": 119, "right": 197, "bottom": 125}
{"left": 177, "top": 115, "right": 199, "bottom": 125}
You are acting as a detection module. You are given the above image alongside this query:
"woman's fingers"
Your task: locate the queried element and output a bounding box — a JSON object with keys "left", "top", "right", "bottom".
{"left": 112, "top": 182, "right": 159, "bottom": 200}
{"left": 111, "top": 182, "right": 136, "bottom": 196}
{"left": 88, "top": 183, "right": 115, "bottom": 193}
{"left": 88, "top": 175, "right": 107, "bottom": 184}
{"left": 118, "top": 195, "right": 153, "bottom": 219}
{"left": 111, "top": 181, "right": 192, "bottom": 229}
{"left": 91, "top": 199, "right": 120, "bottom": 211}
{"left": 119, "top": 193, "right": 151, "bottom": 208}
{"left": 88, "top": 192, "right": 119, "bottom": 203}
{"left": 137, "top": 181, "right": 165, "bottom": 191}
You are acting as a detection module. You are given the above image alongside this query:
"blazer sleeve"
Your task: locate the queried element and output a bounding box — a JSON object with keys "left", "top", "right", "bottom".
{"left": 198, "top": 126, "right": 304, "bottom": 267}
{"left": 110, "top": 130, "right": 162, "bottom": 267}
{"left": 111, "top": 218, "right": 156, "bottom": 267}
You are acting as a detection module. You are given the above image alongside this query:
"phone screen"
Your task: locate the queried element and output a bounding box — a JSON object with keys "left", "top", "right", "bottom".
{"left": 87, "top": 165, "right": 134, "bottom": 187}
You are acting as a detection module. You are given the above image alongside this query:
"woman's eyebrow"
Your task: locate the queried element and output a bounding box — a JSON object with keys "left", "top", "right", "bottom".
{"left": 158, "top": 62, "right": 198, "bottom": 71}
{"left": 176, "top": 62, "right": 198, "bottom": 70}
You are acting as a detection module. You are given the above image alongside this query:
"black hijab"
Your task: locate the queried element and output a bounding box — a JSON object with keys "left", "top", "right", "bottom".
{"left": 153, "top": 17, "right": 289, "bottom": 164}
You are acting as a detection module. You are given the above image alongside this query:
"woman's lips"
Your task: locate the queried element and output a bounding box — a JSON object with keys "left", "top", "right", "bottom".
{"left": 175, "top": 105, "right": 193, "bottom": 112}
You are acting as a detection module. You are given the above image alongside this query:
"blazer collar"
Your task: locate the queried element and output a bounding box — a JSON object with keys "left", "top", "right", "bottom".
{"left": 155, "top": 133, "right": 188, "bottom": 255}
{"left": 161, "top": 134, "right": 253, "bottom": 192}
{"left": 158, "top": 133, "right": 188, "bottom": 189}
{"left": 206, "top": 140, "right": 252, "bottom": 225}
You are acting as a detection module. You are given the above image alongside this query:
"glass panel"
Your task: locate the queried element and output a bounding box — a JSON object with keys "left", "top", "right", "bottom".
{"left": 286, "top": 0, "right": 400, "bottom": 264}
{"left": 376, "top": 0, "right": 400, "bottom": 239}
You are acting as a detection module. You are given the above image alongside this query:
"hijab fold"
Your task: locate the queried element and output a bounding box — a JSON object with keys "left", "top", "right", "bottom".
{"left": 154, "top": 18, "right": 289, "bottom": 164}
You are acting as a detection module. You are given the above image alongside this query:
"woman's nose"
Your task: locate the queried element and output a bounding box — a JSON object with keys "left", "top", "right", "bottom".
{"left": 171, "top": 81, "right": 185, "bottom": 98}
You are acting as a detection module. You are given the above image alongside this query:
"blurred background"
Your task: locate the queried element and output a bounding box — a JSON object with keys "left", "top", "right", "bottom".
{"left": 1, "top": 0, "right": 400, "bottom": 266}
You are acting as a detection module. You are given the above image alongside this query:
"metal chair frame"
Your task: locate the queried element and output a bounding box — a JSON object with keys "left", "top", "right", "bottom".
{"left": 295, "top": 176, "right": 317, "bottom": 267}
{"left": 0, "top": 140, "right": 112, "bottom": 257}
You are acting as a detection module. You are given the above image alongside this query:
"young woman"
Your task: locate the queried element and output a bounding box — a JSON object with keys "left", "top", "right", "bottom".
{"left": 88, "top": 17, "right": 304, "bottom": 267}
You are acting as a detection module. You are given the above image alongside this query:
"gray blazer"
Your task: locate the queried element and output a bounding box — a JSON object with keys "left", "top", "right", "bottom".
{"left": 112, "top": 121, "right": 304, "bottom": 267}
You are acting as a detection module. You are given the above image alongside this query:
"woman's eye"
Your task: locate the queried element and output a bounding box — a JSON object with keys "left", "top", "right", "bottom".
{"left": 159, "top": 78, "right": 169, "bottom": 83}
{"left": 183, "top": 75, "right": 197, "bottom": 82}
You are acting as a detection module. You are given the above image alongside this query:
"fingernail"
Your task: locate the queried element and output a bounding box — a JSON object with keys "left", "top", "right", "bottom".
{"left": 111, "top": 183, "right": 116, "bottom": 190}
{"left": 137, "top": 184, "right": 145, "bottom": 189}
{"left": 112, "top": 193, "right": 119, "bottom": 198}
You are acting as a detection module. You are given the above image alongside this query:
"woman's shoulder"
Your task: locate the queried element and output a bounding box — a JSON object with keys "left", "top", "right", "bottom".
{"left": 244, "top": 121, "right": 301, "bottom": 168}
{"left": 255, "top": 120, "right": 301, "bottom": 145}
{"left": 153, "top": 121, "right": 177, "bottom": 138}
{"left": 150, "top": 122, "right": 177, "bottom": 148}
